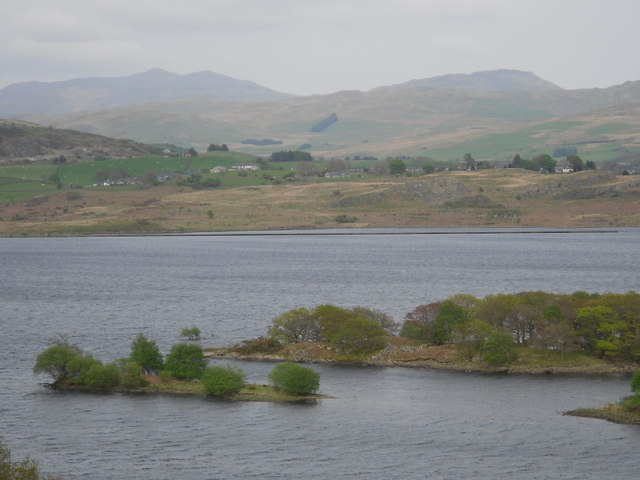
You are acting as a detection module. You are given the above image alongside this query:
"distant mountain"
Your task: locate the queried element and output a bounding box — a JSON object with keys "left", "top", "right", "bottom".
{"left": 0, "top": 69, "right": 293, "bottom": 116}
{"left": 373, "top": 69, "right": 563, "bottom": 93}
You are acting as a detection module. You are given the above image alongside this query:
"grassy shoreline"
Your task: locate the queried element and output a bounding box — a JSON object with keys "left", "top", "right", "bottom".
{"left": 46, "top": 378, "right": 326, "bottom": 402}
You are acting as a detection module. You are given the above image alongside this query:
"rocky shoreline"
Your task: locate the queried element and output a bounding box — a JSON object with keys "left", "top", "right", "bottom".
{"left": 204, "top": 343, "right": 637, "bottom": 375}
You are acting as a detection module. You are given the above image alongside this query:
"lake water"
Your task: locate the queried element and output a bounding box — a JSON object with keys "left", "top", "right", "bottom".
{"left": 1, "top": 228, "right": 639, "bottom": 479}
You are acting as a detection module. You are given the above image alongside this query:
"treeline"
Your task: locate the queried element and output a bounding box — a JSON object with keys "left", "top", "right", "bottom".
{"left": 255, "top": 291, "right": 640, "bottom": 366}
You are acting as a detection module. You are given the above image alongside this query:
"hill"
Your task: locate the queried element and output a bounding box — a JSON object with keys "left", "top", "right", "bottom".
{"left": 0, "top": 119, "right": 160, "bottom": 162}
{"left": 0, "top": 69, "right": 292, "bottom": 116}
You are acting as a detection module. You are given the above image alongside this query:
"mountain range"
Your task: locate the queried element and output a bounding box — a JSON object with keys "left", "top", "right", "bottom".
{"left": 2, "top": 69, "right": 640, "bottom": 162}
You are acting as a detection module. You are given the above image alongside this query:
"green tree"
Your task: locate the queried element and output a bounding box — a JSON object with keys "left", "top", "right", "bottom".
{"left": 482, "top": 331, "right": 517, "bottom": 366}
{"left": 33, "top": 344, "right": 83, "bottom": 385}
{"left": 268, "top": 362, "right": 319, "bottom": 395}
{"left": 268, "top": 307, "right": 322, "bottom": 343}
{"left": 129, "top": 334, "right": 164, "bottom": 374}
{"left": 330, "top": 316, "right": 388, "bottom": 354}
{"left": 164, "top": 343, "right": 206, "bottom": 380}
{"left": 180, "top": 327, "right": 201, "bottom": 341}
{"left": 201, "top": 365, "right": 246, "bottom": 396}
{"left": 432, "top": 300, "right": 466, "bottom": 344}
{"left": 387, "top": 158, "right": 406, "bottom": 175}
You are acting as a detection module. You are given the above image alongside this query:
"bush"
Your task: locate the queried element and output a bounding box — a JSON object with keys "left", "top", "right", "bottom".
{"left": 115, "top": 360, "right": 146, "bottom": 388}
{"left": 268, "top": 362, "right": 319, "bottom": 395}
{"left": 632, "top": 370, "right": 640, "bottom": 393}
{"left": 201, "top": 365, "right": 246, "bottom": 396}
{"left": 83, "top": 363, "right": 120, "bottom": 390}
{"left": 231, "top": 337, "right": 282, "bottom": 354}
{"left": 164, "top": 343, "right": 206, "bottom": 380}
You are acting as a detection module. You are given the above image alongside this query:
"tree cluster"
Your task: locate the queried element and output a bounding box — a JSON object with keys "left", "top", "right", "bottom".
{"left": 270, "top": 150, "right": 313, "bottom": 162}
{"left": 207, "top": 143, "right": 229, "bottom": 152}
{"left": 399, "top": 291, "right": 640, "bottom": 364}
{"left": 268, "top": 305, "right": 396, "bottom": 354}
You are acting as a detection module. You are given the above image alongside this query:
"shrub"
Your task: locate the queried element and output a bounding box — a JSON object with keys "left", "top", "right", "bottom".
{"left": 116, "top": 360, "right": 146, "bottom": 388}
{"left": 83, "top": 363, "right": 120, "bottom": 390}
{"left": 164, "top": 343, "right": 206, "bottom": 380}
{"left": 201, "top": 365, "right": 246, "bottom": 396}
{"left": 269, "top": 362, "right": 319, "bottom": 395}
{"left": 231, "top": 337, "right": 282, "bottom": 354}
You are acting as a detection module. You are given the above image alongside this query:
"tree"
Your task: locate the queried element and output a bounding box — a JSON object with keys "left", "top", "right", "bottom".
{"left": 270, "top": 150, "right": 312, "bottom": 162}
{"left": 431, "top": 300, "right": 466, "bottom": 344}
{"left": 482, "top": 331, "right": 517, "bottom": 366}
{"left": 33, "top": 344, "right": 84, "bottom": 385}
{"left": 387, "top": 158, "right": 406, "bottom": 175}
{"left": 207, "top": 143, "right": 229, "bottom": 152}
{"left": 531, "top": 154, "right": 556, "bottom": 173}
{"left": 400, "top": 303, "right": 440, "bottom": 341}
{"left": 129, "top": 334, "right": 164, "bottom": 374}
{"left": 180, "top": 327, "right": 201, "bottom": 341}
{"left": 268, "top": 362, "right": 319, "bottom": 395}
{"left": 268, "top": 307, "right": 322, "bottom": 343}
{"left": 585, "top": 160, "right": 596, "bottom": 170}
{"left": 567, "top": 155, "right": 584, "bottom": 172}
{"left": 463, "top": 153, "right": 477, "bottom": 170}
{"left": 330, "top": 316, "right": 388, "bottom": 354}
{"left": 164, "top": 343, "right": 206, "bottom": 380}
{"left": 201, "top": 365, "right": 246, "bottom": 396}
{"left": 350, "top": 306, "right": 399, "bottom": 334}
{"left": 511, "top": 154, "right": 525, "bottom": 168}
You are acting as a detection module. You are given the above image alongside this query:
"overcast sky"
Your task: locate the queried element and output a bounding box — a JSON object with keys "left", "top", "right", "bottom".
{"left": 2, "top": 0, "right": 639, "bottom": 95}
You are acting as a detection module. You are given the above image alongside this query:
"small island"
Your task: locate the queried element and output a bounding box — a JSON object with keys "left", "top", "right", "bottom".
{"left": 33, "top": 334, "right": 323, "bottom": 402}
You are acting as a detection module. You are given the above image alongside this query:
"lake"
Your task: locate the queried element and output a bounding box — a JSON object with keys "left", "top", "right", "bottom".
{"left": 1, "top": 228, "right": 639, "bottom": 479}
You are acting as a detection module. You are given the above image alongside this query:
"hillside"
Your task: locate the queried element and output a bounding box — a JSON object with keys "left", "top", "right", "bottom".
{"left": 0, "top": 69, "right": 292, "bottom": 116}
{"left": 25, "top": 78, "right": 640, "bottom": 162}
{"left": 0, "top": 119, "right": 160, "bottom": 162}
{"left": 1, "top": 168, "right": 639, "bottom": 236}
